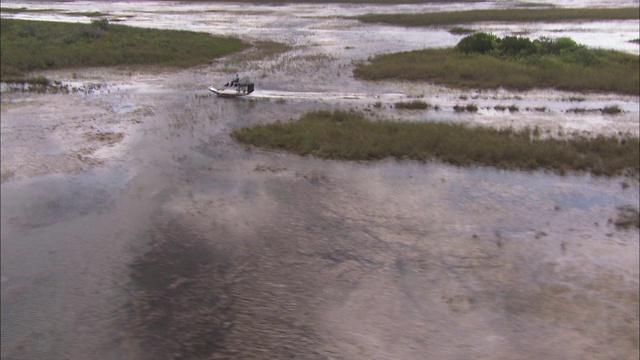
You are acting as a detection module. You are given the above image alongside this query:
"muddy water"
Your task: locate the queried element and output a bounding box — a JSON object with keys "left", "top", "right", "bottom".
{"left": 2, "top": 1, "right": 639, "bottom": 359}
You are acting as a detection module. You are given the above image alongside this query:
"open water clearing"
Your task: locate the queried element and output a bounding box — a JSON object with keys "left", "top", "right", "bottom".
{"left": 1, "top": 1, "right": 639, "bottom": 359}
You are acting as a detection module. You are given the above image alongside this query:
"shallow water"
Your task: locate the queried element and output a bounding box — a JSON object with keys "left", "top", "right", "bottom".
{"left": 1, "top": 1, "right": 639, "bottom": 359}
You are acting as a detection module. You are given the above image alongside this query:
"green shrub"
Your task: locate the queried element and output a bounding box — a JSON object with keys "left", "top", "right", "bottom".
{"left": 499, "top": 36, "right": 537, "bottom": 57}
{"left": 560, "top": 46, "right": 600, "bottom": 66}
{"left": 535, "top": 36, "right": 579, "bottom": 55}
{"left": 90, "top": 17, "right": 109, "bottom": 30}
{"left": 455, "top": 32, "right": 499, "bottom": 54}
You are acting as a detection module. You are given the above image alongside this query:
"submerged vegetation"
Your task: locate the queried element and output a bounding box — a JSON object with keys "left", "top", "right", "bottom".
{"left": 354, "top": 33, "right": 639, "bottom": 95}
{"left": 0, "top": 18, "right": 248, "bottom": 81}
{"left": 232, "top": 110, "right": 639, "bottom": 177}
{"left": 355, "top": 7, "right": 640, "bottom": 26}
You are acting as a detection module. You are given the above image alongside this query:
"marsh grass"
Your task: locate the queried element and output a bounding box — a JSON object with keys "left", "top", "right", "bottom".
{"left": 567, "top": 108, "right": 599, "bottom": 114}
{"left": 612, "top": 205, "right": 640, "bottom": 229}
{"left": 602, "top": 105, "right": 622, "bottom": 115}
{"left": 453, "top": 104, "right": 478, "bottom": 112}
{"left": 513, "top": 2, "right": 556, "bottom": 8}
{"left": 239, "top": 40, "right": 291, "bottom": 62}
{"left": 395, "top": 100, "right": 432, "bottom": 110}
{"left": 354, "top": 48, "right": 639, "bottom": 95}
{"left": 449, "top": 26, "right": 475, "bottom": 35}
{"left": 355, "top": 7, "right": 639, "bottom": 26}
{"left": 67, "top": 11, "right": 110, "bottom": 17}
{"left": 0, "top": 7, "right": 56, "bottom": 14}
{"left": 1, "top": 18, "right": 248, "bottom": 80}
{"left": 232, "top": 110, "right": 639, "bottom": 177}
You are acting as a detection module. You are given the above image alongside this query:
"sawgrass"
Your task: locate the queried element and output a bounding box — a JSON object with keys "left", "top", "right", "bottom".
{"left": 354, "top": 47, "right": 639, "bottom": 95}
{"left": 395, "top": 100, "right": 433, "bottom": 109}
{"left": 1, "top": 18, "right": 248, "bottom": 81}
{"left": 355, "top": 7, "right": 640, "bottom": 26}
{"left": 232, "top": 110, "right": 639, "bottom": 177}
{"left": 0, "top": 7, "right": 55, "bottom": 14}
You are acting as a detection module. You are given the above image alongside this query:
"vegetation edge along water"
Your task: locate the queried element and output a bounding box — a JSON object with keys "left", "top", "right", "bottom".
{"left": 0, "top": 18, "right": 249, "bottom": 82}
{"left": 232, "top": 110, "right": 639, "bottom": 178}
{"left": 354, "top": 7, "right": 640, "bottom": 26}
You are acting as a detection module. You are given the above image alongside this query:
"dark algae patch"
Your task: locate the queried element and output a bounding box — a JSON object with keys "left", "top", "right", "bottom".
{"left": 232, "top": 110, "right": 640, "bottom": 177}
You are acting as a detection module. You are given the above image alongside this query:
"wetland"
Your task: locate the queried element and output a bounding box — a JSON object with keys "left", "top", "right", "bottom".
{"left": 1, "top": 1, "right": 639, "bottom": 359}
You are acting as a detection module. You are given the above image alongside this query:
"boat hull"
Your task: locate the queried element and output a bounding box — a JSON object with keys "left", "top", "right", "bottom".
{"left": 208, "top": 85, "right": 253, "bottom": 98}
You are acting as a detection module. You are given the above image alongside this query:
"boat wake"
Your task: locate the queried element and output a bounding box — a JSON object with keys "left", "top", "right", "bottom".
{"left": 249, "top": 90, "right": 406, "bottom": 103}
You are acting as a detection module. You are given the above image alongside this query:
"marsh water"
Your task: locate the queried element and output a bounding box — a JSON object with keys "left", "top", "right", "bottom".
{"left": 1, "top": 1, "right": 639, "bottom": 359}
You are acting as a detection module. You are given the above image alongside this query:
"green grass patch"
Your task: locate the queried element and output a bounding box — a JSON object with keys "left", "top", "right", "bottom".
{"left": 231, "top": 110, "right": 639, "bottom": 177}
{"left": 354, "top": 34, "right": 639, "bottom": 95}
{"left": 354, "top": 7, "right": 640, "bottom": 26}
{"left": 1, "top": 18, "right": 249, "bottom": 80}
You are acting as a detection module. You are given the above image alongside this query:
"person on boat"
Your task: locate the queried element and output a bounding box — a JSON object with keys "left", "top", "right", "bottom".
{"left": 231, "top": 74, "right": 239, "bottom": 86}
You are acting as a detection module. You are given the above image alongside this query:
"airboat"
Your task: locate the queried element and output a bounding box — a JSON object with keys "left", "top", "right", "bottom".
{"left": 208, "top": 76, "right": 254, "bottom": 98}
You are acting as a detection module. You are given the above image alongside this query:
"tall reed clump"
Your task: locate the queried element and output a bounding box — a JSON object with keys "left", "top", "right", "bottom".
{"left": 232, "top": 110, "right": 639, "bottom": 177}
{"left": 354, "top": 34, "right": 639, "bottom": 95}
{"left": 1, "top": 18, "right": 248, "bottom": 81}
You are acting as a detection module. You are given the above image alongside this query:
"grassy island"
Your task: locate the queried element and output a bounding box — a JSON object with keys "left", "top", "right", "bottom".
{"left": 232, "top": 110, "right": 639, "bottom": 177}
{"left": 0, "top": 18, "right": 248, "bottom": 81}
{"left": 354, "top": 33, "right": 639, "bottom": 95}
